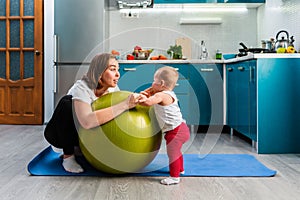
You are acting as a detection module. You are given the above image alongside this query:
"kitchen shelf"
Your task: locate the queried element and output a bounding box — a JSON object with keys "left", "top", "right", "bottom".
{"left": 154, "top": 0, "right": 265, "bottom": 5}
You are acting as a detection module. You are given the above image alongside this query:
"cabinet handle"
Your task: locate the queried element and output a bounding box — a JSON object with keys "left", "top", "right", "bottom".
{"left": 123, "top": 68, "right": 137, "bottom": 71}
{"left": 249, "top": 66, "right": 255, "bottom": 82}
{"left": 238, "top": 66, "right": 245, "bottom": 71}
{"left": 250, "top": 66, "right": 252, "bottom": 82}
{"left": 227, "top": 67, "right": 233, "bottom": 72}
{"left": 174, "top": 68, "right": 179, "bottom": 71}
{"left": 200, "top": 68, "right": 214, "bottom": 72}
{"left": 175, "top": 83, "right": 179, "bottom": 87}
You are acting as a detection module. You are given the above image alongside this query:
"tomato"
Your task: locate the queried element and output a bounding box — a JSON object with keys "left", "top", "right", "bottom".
{"left": 126, "top": 54, "right": 135, "bottom": 60}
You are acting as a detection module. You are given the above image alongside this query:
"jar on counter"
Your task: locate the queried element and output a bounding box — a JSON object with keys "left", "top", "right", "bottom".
{"left": 216, "top": 49, "right": 222, "bottom": 60}
{"left": 261, "top": 40, "right": 266, "bottom": 49}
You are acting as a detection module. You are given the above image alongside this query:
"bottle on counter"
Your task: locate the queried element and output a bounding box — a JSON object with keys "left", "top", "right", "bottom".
{"left": 200, "top": 40, "right": 208, "bottom": 59}
{"left": 261, "top": 40, "right": 266, "bottom": 49}
{"left": 216, "top": 49, "right": 222, "bottom": 60}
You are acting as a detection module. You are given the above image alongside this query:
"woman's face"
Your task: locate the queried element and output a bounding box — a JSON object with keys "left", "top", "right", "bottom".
{"left": 99, "top": 58, "right": 120, "bottom": 88}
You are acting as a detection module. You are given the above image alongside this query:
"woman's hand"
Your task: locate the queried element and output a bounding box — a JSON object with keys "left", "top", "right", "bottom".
{"left": 126, "top": 93, "right": 141, "bottom": 109}
{"left": 75, "top": 93, "right": 142, "bottom": 129}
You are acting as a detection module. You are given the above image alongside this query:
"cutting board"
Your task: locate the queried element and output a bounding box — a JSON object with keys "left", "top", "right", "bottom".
{"left": 176, "top": 37, "right": 192, "bottom": 59}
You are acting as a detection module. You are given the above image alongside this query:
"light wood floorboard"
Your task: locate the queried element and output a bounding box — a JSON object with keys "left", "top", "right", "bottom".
{"left": 0, "top": 125, "right": 299, "bottom": 200}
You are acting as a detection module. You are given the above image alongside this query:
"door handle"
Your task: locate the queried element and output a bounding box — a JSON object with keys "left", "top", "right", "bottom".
{"left": 238, "top": 66, "right": 245, "bottom": 71}
{"left": 200, "top": 68, "right": 214, "bottom": 72}
{"left": 53, "top": 35, "right": 58, "bottom": 62}
{"left": 35, "top": 50, "right": 41, "bottom": 56}
{"left": 249, "top": 66, "right": 255, "bottom": 82}
{"left": 53, "top": 65, "right": 57, "bottom": 93}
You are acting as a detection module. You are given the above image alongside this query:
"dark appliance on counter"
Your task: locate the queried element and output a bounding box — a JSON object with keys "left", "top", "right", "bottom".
{"left": 236, "top": 42, "right": 273, "bottom": 57}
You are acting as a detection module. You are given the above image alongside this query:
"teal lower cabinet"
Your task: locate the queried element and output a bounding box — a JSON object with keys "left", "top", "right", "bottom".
{"left": 226, "top": 58, "right": 300, "bottom": 153}
{"left": 118, "top": 63, "right": 192, "bottom": 124}
{"left": 118, "top": 63, "right": 155, "bottom": 92}
{"left": 189, "top": 63, "right": 223, "bottom": 125}
{"left": 256, "top": 58, "right": 300, "bottom": 153}
{"left": 118, "top": 62, "right": 224, "bottom": 126}
{"left": 155, "top": 0, "right": 265, "bottom": 3}
{"left": 156, "top": 63, "right": 192, "bottom": 124}
{"left": 222, "top": 0, "right": 265, "bottom": 3}
{"left": 226, "top": 60, "right": 257, "bottom": 141}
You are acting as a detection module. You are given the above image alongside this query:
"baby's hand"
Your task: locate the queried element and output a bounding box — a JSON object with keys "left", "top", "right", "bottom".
{"left": 133, "top": 93, "right": 142, "bottom": 103}
{"left": 138, "top": 94, "right": 147, "bottom": 103}
{"left": 140, "top": 91, "right": 149, "bottom": 97}
{"left": 140, "top": 87, "right": 154, "bottom": 97}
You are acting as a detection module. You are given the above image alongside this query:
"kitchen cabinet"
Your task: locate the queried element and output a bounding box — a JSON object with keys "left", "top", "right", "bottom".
{"left": 189, "top": 63, "right": 223, "bottom": 125}
{"left": 226, "top": 57, "right": 300, "bottom": 153}
{"left": 222, "top": 0, "right": 265, "bottom": 3}
{"left": 118, "top": 63, "right": 192, "bottom": 123}
{"left": 154, "top": 0, "right": 265, "bottom": 4}
{"left": 155, "top": 0, "right": 215, "bottom": 3}
{"left": 226, "top": 60, "right": 257, "bottom": 141}
{"left": 118, "top": 63, "right": 155, "bottom": 92}
{"left": 256, "top": 58, "right": 300, "bottom": 153}
{"left": 118, "top": 62, "right": 223, "bottom": 126}
{"left": 155, "top": 63, "right": 192, "bottom": 123}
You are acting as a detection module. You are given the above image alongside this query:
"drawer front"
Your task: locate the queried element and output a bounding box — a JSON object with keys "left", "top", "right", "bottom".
{"left": 119, "top": 63, "right": 155, "bottom": 92}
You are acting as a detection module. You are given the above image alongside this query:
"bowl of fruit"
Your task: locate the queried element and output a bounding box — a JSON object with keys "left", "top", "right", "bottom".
{"left": 127, "top": 46, "right": 153, "bottom": 60}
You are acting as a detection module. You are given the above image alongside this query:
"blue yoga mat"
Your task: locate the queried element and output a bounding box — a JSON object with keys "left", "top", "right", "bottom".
{"left": 27, "top": 146, "right": 276, "bottom": 177}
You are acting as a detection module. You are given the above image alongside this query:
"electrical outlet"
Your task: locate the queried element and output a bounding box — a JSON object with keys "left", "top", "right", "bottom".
{"left": 131, "top": 11, "right": 139, "bottom": 18}
{"left": 121, "top": 11, "right": 139, "bottom": 18}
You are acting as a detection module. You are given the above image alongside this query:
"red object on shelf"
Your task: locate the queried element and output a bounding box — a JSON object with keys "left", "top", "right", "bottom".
{"left": 127, "top": 54, "right": 135, "bottom": 60}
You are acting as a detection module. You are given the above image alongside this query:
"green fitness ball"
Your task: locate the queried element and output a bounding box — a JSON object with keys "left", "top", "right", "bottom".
{"left": 78, "top": 91, "right": 162, "bottom": 174}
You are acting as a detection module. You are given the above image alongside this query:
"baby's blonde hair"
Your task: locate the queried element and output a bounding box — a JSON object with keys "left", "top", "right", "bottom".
{"left": 155, "top": 66, "right": 178, "bottom": 90}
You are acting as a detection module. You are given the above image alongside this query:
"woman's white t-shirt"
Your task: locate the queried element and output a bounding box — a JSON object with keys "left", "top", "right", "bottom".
{"left": 67, "top": 80, "right": 119, "bottom": 104}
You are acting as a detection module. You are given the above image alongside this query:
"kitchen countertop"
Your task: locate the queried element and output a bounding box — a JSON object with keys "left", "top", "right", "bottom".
{"left": 118, "top": 53, "right": 300, "bottom": 64}
{"left": 117, "top": 59, "right": 224, "bottom": 64}
{"left": 223, "top": 53, "right": 300, "bottom": 63}
{"left": 253, "top": 53, "right": 300, "bottom": 58}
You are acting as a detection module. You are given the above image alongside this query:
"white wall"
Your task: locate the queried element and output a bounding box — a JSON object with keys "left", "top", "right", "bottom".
{"left": 107, "top": 6, "right": 259, "bottom": 58}
{"left": 258, "top": 0, "right": 300, "bottom": 51}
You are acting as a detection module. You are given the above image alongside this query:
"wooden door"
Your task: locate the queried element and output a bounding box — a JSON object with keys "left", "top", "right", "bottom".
{"left": 0, "top": 0, "right": 43, "bottom": 124}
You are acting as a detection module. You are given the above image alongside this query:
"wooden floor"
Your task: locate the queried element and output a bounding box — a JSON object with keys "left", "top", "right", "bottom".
{"left": 0, "top": 125, "right": 299, "bottom": 200}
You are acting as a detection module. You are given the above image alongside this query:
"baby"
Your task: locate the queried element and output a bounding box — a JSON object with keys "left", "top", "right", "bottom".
{"left": 139, "top": 66, "right": 190, "bottom": 185}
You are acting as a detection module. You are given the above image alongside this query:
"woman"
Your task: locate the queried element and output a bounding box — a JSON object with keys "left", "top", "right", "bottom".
{"left": 44, "top": 53, "right": 140, "bottom": 173}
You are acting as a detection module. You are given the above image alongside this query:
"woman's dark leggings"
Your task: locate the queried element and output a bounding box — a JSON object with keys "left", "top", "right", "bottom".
{"left": 44, "top": 95, "right": 79, "bottom": 155}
